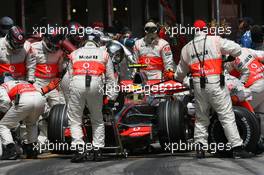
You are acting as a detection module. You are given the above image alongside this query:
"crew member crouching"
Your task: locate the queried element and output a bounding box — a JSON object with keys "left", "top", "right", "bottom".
{"left": 0, "top": 73, "right": 46, "bottom": 160}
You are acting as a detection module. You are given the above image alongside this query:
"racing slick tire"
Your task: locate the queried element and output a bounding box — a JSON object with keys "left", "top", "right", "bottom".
{"left": 158, "top": 99, "right": 189, "bottom": 151}
{"left": 47, "top": 104, "right": 71, "bottom": 153}
{"left": 208, "top": 106, "right": 260, "bottom": 155}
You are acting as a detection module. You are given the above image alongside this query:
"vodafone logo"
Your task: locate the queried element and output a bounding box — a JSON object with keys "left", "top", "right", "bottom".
{"left": 83, "top": 62, "right": 90, "bottom": 69}
{"left": 9, "top": 65, "right": 15, "bottom": 72}
{"left": 133, "top": 127, "right": 141, "bottom": 131}
{"left": 145, "top": 58, "right": 150, "bottom": 64}
{"left": 45, "top": 65, "right": 52, "bottom": 73}
{"left": 18, "top": 35, "right": 23, "bottom": 41}
{"left": 251, "top": 63, "right": 258, "bottom": 69}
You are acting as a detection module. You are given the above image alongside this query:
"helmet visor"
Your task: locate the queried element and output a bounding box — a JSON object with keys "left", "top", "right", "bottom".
{"left": 144, "top": 26, "right": 158, "bottom": 34}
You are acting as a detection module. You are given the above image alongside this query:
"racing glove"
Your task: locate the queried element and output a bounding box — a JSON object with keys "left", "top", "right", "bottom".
{"left": 163, "top": 69, "right": 175, "bottom": 81}
{"left": 41, "top": 78, "right": 60, "bottom": 95}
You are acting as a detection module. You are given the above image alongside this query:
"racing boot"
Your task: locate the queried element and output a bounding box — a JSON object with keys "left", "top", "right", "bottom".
{"left": 1, "top": 143, "right": 18, "bottom": 160}
{"left": 232, "top": 146, "right": 254, "bottom": 159}
{"left": 195, "top": 142, "right": 205, "bottom": 159}
{"left": 24, "top": 143, "right": 38, "bottom": 159}
{"left": 71, "top": 144, "right": 87, "bottom": 163}
{"left": 93, "top": 147, "right": 103, "bottom": 162}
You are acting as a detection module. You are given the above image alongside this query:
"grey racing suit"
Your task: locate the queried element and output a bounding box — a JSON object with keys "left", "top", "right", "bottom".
{"left": 0, "top": 37, "right": 31, "bottom": 80}
{"left": 28, "top": 40, "right": 64, "bottom": 106}
{"left": 175, "top": 31, "right": 243, "bottom": 148}
{"left": 28, "top": 40, "right": 64, "bottom": 143}
{"left": 0, "top": 80, "right": 45, "bottom": 145}
{"left": 226, "top": 48, "right": 264, "bottom": 135}
{"left": 133, "top": 37, "right": 174, "bottom": 79}
{"left": 67, "top": 43, "right": 117, "bottom": 147}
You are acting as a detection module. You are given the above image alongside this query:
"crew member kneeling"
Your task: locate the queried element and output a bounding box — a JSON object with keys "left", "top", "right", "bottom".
{"left": 0, "top": 74, "right": 45, "bottom": 160}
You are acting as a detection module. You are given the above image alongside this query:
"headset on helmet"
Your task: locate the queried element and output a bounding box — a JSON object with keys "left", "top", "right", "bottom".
{"left": 43, "top": 29, "right": 63, "bottom": 52}
{"left": 6, "top": 26, "right": 25, "bottom": 50}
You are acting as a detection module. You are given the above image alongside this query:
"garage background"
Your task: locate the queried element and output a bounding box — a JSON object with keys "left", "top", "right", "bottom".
{"left": 0, "top": 0, "right": 263, "bottom": 37}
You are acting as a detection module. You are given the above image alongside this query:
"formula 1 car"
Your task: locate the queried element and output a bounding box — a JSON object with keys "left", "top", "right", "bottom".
{"left": 47, "top": 64, "right": 261, "bottom": 156}
{"left": 47, "top": 40, "right": 261, "bottom": 156}
{"left": 47, "top": 63, "right": 193, "bottom": 154}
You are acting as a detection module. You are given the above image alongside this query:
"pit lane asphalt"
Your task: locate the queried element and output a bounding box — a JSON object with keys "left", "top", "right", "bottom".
{"left": 1, "top": 152, "right": 264, "bottom": 175}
